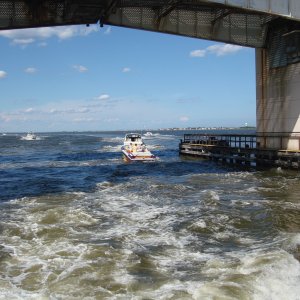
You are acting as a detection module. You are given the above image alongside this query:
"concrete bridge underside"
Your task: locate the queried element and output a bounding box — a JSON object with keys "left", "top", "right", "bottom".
{"left": 1, "top": 0, "right": 300, "bottom": 151}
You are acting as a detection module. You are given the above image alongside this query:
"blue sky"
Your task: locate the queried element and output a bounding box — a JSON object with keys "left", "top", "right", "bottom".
{"left": 0, "top": 24, "right": 255, "bottom": 132}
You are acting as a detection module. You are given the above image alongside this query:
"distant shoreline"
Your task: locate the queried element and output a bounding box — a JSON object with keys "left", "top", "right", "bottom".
{"left": 157, "top": 126, "right": 256, "bottom": 131}
{"left": 1, "top": 127, "right": 256, "bottom": 134}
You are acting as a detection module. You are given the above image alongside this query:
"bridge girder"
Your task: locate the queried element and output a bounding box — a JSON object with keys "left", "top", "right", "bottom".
{"left": 0, "top": 1, "right": 300, "bottom": 48}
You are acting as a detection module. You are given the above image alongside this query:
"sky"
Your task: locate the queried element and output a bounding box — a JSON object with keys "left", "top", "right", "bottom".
{"left": 0, "top": 24, "right": 256, "bottom": 132}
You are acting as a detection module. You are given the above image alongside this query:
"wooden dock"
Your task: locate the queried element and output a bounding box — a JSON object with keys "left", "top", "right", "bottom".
{"left": 179, "top": 133, "right": 300, "bottom": 169}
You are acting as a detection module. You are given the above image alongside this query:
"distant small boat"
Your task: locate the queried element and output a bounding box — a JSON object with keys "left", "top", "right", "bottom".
{"left": 121, "top": 133, "right": 158, "bottom": 162}
{"left": 22, "top": 132, "right": 37, "bottom": 140}
{"left": 144, "top": 131, "right": 153, "bottom": 137}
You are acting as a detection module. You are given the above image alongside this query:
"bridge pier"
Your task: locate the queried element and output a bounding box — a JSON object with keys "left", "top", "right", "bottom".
{"left": 256, "top": 26, "right": 300, "bottom": 151}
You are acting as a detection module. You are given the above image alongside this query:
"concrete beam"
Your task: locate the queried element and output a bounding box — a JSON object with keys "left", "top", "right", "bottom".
{"left": 207, "top": 0, "right": 300, "bottom": 22}
{"left": 1, "top": 1, "right": 299, "bottom": 48}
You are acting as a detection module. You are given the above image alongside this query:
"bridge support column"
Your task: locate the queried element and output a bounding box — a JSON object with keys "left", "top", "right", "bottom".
{"left": 256, "top": 42, "right": 300, "bottom": 151}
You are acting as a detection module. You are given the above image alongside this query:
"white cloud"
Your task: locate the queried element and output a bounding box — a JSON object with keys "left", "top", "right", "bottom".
{"left": 73, "top": 117, "right": 94, "bottom": 122}
{"left": 95, "top": 94, "right": 110, "bottom": 101}
{"left": 207, "top": 44, "right": 243, "bottom": 56}
{"left": 13, "top": 38, "right": 35, "bottom": 46}
{"left": 179, "top": 116, "right": 189, "bottom": 122}
{"left": 72, "top": 65, "right": 88, "bottom": 73}
{"left": 0, "top": 97, "right": 105, "bottom": 130}
{"left": 48, "top": 107, "right": 90, "bottom": 114}
{"left": 24, "top": 107, "right": 34, "bottom": 113}
{"left": 190, "top": 49, "right": 206, "bottom": 57}
{"left": 122, "top": 67, "right": 131, "bottom": 73}
{"left": 0, "top": 95, "right": 190, "bottom": 131}
{"left": 0, "top": 25, "right": 99, "bottom": 46}
{"left": 24, "top": 67, "right": 37, "bottom": 74}
{"left": 49, "top": 108, "right": 58, "bottom": 114}
{"left": 190, "top": 43, "right": 244, "bottom": 58}
{"left": 77, "top": 107, "right": 90, "bottom": 113}
{"left": 0, "top": 70, "right": 7, "bottom": 79}
{"left": 0, "top": 112, "right": 28, "bottom": 122}
{"left": 105, "top": 117, "right": 119, "bottom": 122}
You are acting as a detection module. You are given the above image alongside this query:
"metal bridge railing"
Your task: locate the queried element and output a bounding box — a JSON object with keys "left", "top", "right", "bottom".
{"left": 182, "top": 134, "right": 257, "bottom": 149}
{"left": 182, "top": 133, "right": 300, "bottom": 149}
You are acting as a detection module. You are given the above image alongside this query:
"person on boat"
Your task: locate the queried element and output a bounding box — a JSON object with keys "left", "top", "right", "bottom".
{"left": 128, "top": 143, "right": 133, "bottom": 152}
{"left": 132, "top": 143, "right": 137, "bottom": 153}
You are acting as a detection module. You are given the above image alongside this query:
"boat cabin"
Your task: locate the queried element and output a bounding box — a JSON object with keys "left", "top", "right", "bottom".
{"left": 124, "top": 133, "right": 143, "bottom": 145}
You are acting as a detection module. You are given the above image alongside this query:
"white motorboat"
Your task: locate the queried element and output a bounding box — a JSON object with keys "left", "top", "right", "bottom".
{"left": 144, "top": 131, "right": 153, "bottom": 137}
{"left": 121, "top": 133, "right": 158, "bottom": 162}
{"left": 21, "top": 132, "right": 38, "bottom": 140}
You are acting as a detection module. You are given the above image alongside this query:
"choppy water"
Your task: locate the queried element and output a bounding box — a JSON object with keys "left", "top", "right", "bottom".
{"left": 0, "top": 131, "right": 299, "bottom": 300}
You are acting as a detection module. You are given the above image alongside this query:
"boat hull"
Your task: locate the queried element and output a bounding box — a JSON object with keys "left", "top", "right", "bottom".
{"left": 121, "top": 149, "right": 157, "bottom": 162}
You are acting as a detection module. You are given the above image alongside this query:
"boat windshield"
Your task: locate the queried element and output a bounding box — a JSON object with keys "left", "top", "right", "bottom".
{"left": 125, "top": 134, "right": 142, "bottom": 142}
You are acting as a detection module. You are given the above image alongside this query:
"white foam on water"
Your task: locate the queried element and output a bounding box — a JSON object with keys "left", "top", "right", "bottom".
{"left": 134, "top": 280, "right": 202, "bottom": 300}
{"left": 289, "top": 233, "right": 300, "bottom": 249}
{"left": 240, "top": 251, "right": 300, "bottom": 300}
{"left": 20, "top": 136, "right": 43, "bottom": 141}
{"left": 147, "top": 144, "right": 165, "bottom": 150}
{"left": 243, "top": 186, "right": 258, "bottom": 193}
{"left": 98, "top": 145, "right": 122, "bottom": 153}
{"left": 200, "top": 190, "right": 221, "bottom": 207}
{"left": 1, "top": 170, "right": 299, "bottom": 300}
{"left": 154, "top": 133, "right": 176, "bottom": 139}
{"left": 95, "top": 181, "right": 115, "bottom": 190}
{"left": 190, "top": 220, "right": 207, "bottom": 229}
{"left": 257, "top": 186, "right": 282, "bottom": 192}
{"left": 223, "top": 171, "right": 253, "bottom": 179}
{"left": 101, "top": 136, "right": 124, "bottom": 143}
{"left": 206, "top": 190, "right": 220, "bottom": 201}
{"left": 77, "top": 160, "right": 114, "bottom": 167}
{"left": 184, "top": 249, "right": 300, "bottom": 300}
{"left": 0, "top": 289, "right": 49, "bottom": 300}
